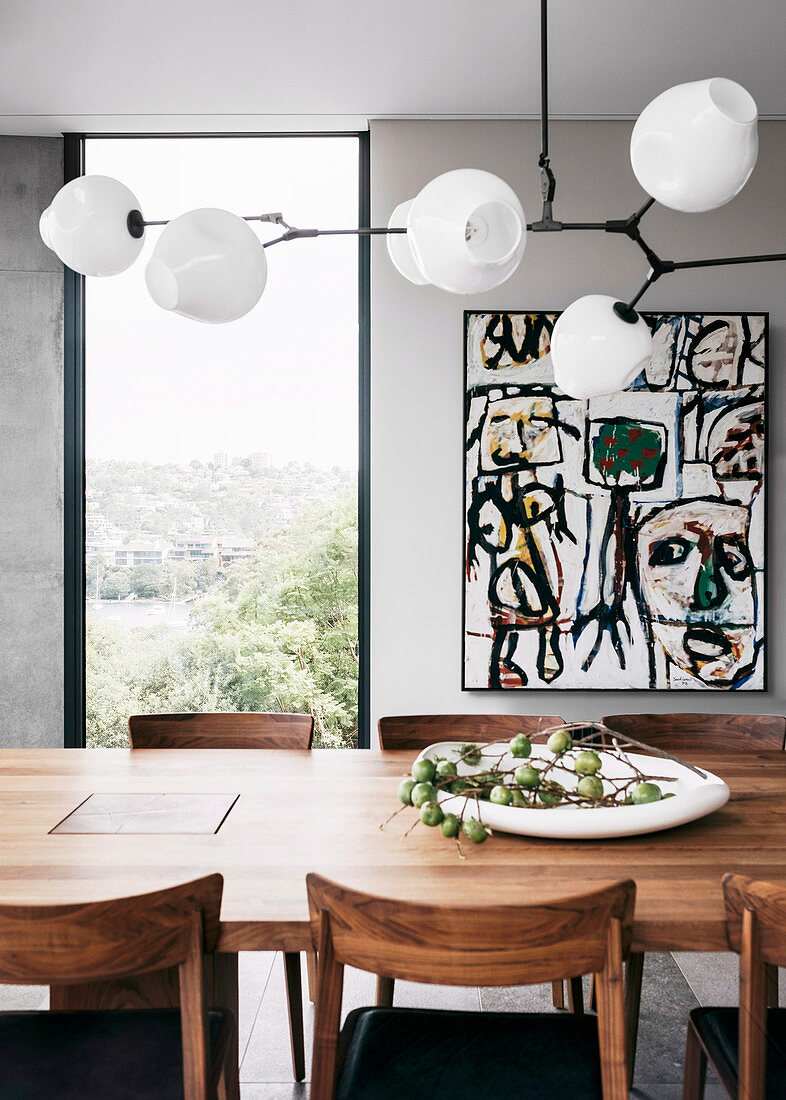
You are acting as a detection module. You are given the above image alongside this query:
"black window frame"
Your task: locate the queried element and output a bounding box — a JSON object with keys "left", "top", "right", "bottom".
{"left": 63, "top": 130, "right": 371, "bottom": 749}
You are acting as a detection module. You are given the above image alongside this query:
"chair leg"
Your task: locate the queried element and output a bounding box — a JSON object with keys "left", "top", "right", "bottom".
{"left": 766, "top": 962, "right": 779, "bottom": 1007}
{"left": 307, "top": 950, "right": 318, "bottom": 1004}
{"left": 552, "top": 977, "right": 585, "bottom": 1013}
{"left": 283, "top": 951, "right": 306, "bottom": 1082}
{"left": 218, "top": 1056, "right": 240, "bottom": 1100}
{"left": 376, "top": 975, "right": 395, "bottom": 1007}
{"left": 566, "top": 976, "right": 585, "bottom": 1015}
{"left": 682, "top": 1020, "right": 707, "bottom": 1100}
{"left": 212, "top": 954, "right": 240, "bottom": 1100}
{"left": 625, "top": 951, "right": 645, "bottom": 1088}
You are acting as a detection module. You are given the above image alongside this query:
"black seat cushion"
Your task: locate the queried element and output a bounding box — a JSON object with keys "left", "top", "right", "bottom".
{"left": 0, "top": 1007, "right": 232, "bottom": 1100}
{"left": 336, "top": 1006, "right": 604, "bottom": 1100}
{"left": 691, "top": 1006, "right": 786, "bottom": 1099}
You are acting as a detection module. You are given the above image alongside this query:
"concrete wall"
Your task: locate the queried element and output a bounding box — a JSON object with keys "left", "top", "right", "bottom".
{"left": 370, "top": 120, "right": 786, "bottom": 740}
{"left": 0, "top": 137, "right": 63, "bottom": 746}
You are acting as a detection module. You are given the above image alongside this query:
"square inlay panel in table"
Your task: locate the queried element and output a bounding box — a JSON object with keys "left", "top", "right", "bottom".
{"left": 50, "top": 792, "right": 239, "bottom": 834}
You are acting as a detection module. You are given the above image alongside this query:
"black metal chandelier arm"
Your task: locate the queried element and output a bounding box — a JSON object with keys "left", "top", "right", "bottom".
{"left": 632, "top": 196, "right": 656, "bottom": 221}
{"left": 538, "top": 199, "right": 655, "bottom": 236}
{"left": 560, "top": 221, "right": 607, "bottom": 231}
{"left": 628, "top": 232, "right": 664, "bottom": 274}
{"left": 127, "top": 208, "right": 408, "bottom": 247}
{"left": 670, "top": 250, "right": 786, "bottom": 272}
{"left": 619, "top": 248, "right": 786, "bottom": 317}
{"left": 262, "top": 225, "right": 407, "bottom": 248}
{"left": 126, "top": 210, "right": 287, "bottom": 235}
{"left": 619, "top": 270, "right": 661, "bottom": 318}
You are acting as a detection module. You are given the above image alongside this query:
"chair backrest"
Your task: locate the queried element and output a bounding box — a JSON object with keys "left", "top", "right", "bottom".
{"left": 307, "top": 874, "right": 635, "bottom": 1100}
{"left": 723, "top": 873, "right": 786, "bottom": 1099}
{"left": 129, "top": 711, "right": 314, "bottom": 750}
{"left": 601, "top": 713, "right": 786, "bottom": 752}
{"left": 378, "top": 713, "right": 567, "bottom": 749}
{"left": 0, "top": 875, "right": 223, "bottom": 1100}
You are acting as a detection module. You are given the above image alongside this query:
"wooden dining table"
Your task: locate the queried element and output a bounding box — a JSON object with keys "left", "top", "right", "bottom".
{"left": 1, "top": 745, "right": 785, "bottom": 1087}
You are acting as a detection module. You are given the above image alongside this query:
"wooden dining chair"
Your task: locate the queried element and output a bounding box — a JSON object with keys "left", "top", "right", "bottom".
{"left": 684, "top": 873, "right": 786, "bottom": 1099}
{"left": 0, "top": 874, "right": 233, "bottom": 1100}
{"left": 129, "top": 710, "right": 314, "bottom": 1082}
{"left": 601, "top": 712, "right": 786, "bottom": 754}
{"left": 377, "top": 712, "right": 582, "bottom": 1013}
{"left": 602, "top": 712, "right": 786, "bottom": 1086}
{"left": 377, "top": 712, "right": 568, "bottom": 750}
{"left": 129, "top": 710, "right": 315, "bottom": 750}
{"left": 307, "top": 873, "right": 636, "bottom": 1100}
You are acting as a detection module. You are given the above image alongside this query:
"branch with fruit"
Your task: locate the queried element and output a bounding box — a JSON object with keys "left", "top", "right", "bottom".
{"left": 381, "top": 723, "right": 679, "bottom": 857}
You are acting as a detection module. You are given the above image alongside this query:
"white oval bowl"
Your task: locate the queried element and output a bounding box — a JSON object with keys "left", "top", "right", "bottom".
{"left": 414, "top": 741, "right": 730, "bottom": 840}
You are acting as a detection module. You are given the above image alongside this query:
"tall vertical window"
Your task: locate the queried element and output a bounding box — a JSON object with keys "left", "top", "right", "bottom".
{"left": 82, "top": 136, "right": 364, "bottom": 748}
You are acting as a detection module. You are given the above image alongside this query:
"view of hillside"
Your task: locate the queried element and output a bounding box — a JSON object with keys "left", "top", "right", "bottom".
{"left": 88, "top": 456, "right": 353, "bottom": 540}
{"left": 85, "top": 457, "right": 359, "bottom": 749}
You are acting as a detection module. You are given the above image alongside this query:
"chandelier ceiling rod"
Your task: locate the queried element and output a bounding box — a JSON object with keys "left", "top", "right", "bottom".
{"left": 126, "top": 208, "right": 407, "bottom": 242}
{"left": 540, "top": 0, "right": 549, "bottom": 162}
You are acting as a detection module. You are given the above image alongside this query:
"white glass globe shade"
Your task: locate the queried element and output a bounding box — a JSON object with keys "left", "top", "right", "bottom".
{"left": 551, "top": 295, "right": 652, "bottom": 400}
{"left": 386, "top": 199, "right": 429, "bottom": 285}
{"left": 38, "top": 209, "right": 53, "bottom": 250}
{"left": 407, "top": 169, "right": 526, "bottom": 294}
{"left": 144, "top": 208, "right": 267, "bottom": 324}
{"left": 631, "top": 78, "right": 758, "bottom": 213}
{"left": 39, "top": 174, "right": 145, "bottom": 276}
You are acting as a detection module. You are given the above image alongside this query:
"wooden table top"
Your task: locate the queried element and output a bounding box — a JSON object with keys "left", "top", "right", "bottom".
{"left": 0, "top": 746, "right": 783, "bottom": 954}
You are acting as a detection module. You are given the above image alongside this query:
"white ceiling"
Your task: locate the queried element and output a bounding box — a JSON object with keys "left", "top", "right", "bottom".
{"left": 1, "top": 0, "right": 784, "bottom": 135}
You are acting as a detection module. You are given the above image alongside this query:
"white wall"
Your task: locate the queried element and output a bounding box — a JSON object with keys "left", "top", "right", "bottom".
{"left": 370, "top": 119, "right": 786, "bottom": 741}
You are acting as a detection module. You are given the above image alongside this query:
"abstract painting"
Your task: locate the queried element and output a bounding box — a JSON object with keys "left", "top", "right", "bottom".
{"left": 463, "top": 311, "right": 766, "bottom": 690}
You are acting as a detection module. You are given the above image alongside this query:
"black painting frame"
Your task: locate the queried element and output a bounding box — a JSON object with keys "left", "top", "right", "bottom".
{"left": 461, "top": 308, "right": 769, "bottom": 694}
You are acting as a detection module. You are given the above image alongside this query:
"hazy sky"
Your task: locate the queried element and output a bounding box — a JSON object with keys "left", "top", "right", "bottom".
{"left": 86, "top": 136, "right": 359, "bottom": 468}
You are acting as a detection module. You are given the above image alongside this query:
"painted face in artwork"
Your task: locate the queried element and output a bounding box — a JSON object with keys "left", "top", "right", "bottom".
{"left": 480, "top": 396, "right": 561, "bottom": 470}
{"left": 637, "top": 500, "right": 758, "bottom": 686}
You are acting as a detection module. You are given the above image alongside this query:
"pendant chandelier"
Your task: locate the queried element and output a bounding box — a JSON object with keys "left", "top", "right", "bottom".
{"left": 39, "top": 1, "right": 785, "bottom": 399}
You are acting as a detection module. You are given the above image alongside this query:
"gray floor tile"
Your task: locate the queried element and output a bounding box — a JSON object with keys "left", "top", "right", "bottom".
{"left": 241, "top": 1086, "right": 309, "bottom": 1099}
{"left": 340, "top": 965, "right": 481, "bottom": 1014}
{"left": 672, "top": 951, "right": 738, "bottom": 1007}
{"left": 674, "top": 952, "right": 785, "bottom": 1008}
{"left": 337, "top": 964, "right": 376, "bottom": 1021}
{"left": 241, "top": 953, "right": 313, "bottom": 1084}
{"left": 632, "top": 953, "right": 698, "bottom": 1086}
{"left": 239, "top": 952, "right": 277, "bottom": 1059}
{"left": 392, "top": 978, "right": 481, "bottom": 1011}
{"left": 479, "top": 979, "right": 571, "bottom": 1012}
{"left": 340, "top": 966, "right": 482, "bottom": 1015}
{"left": 0, "top": 985, "right": 48, "bottom": 1010}
{"left": 632, "top": 1085, "right": 727, "bottom": 1100}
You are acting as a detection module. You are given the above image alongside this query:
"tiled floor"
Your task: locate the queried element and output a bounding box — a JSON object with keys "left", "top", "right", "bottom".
{"left": 0, "top": 953, "right": 756, "bottom": 1097}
